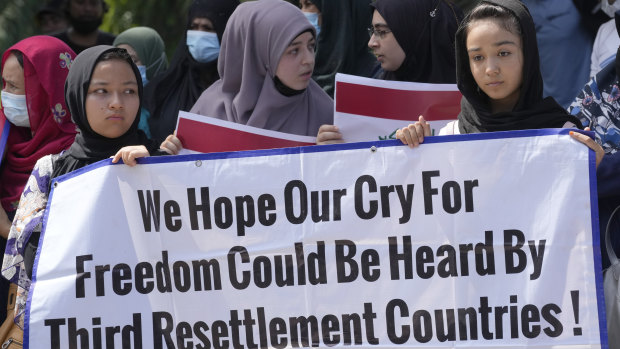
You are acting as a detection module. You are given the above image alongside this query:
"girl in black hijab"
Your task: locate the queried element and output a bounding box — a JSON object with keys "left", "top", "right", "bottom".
{"left": 3, "top": 45, "right": 171, "bottom": 328}
{"left": 317, "top": 0, "right": 463, "bottom": 144}
{"left": 143, "top": 0, "right": 240, "bottom": 142}
{"left": 369, "top": 0, "right": 463, "bottom": 83}
{"left": 396, "top": 0, "right": 601, "bottom": 158}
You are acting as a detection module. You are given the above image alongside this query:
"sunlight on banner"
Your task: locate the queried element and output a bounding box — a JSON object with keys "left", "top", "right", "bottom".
{"left": 27, "top": 130, "right": 603, "bottom": 348}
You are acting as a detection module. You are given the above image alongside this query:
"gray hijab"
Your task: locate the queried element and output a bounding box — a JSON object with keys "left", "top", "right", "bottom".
{"left": 189, "top": 0, "right": 334, "bottom": 136}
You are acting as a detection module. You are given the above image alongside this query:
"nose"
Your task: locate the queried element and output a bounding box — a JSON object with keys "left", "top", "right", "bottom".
{"left": 302, "top": 46, "right": 315, "bottom": 67}
{"left": 485, "top": 57, "right": 499, "bottom": 75}
{"left": 368, "top": 35, "right": 378, "bottom": 49}
{"left": 108, "top": 92, "right": 124, "bottom": 110}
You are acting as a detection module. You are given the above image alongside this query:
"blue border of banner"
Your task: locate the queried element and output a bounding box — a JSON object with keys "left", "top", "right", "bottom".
{"left": 25, "top": 128, "right": 606, "bottom": 348}
{"left": 0, "top": 120, "right": 10, "bottom": 168}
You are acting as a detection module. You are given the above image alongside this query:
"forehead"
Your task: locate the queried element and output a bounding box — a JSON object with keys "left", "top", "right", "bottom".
{"left": 371, "top": 10, "right": 387, "bottom": 26}
{"left": 290, "top": 31, "right": 314, "bottom": 45}
{"left": 466, "top": 19, "right": 521, "bottom": 46}
{"left": 2, "top": 53, "right": 24, "bottom": 80}
{"left": 90, "top": 59, "right": 136, "bottom": 81}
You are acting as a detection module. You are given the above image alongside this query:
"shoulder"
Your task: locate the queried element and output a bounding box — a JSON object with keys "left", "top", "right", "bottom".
{"left": 97, "top": 31, "right": 116, "bottom": 45}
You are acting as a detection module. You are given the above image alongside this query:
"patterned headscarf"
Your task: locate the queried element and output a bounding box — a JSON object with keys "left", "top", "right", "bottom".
{"left": 0, "top": 36, "right": 76, "bottom": 212}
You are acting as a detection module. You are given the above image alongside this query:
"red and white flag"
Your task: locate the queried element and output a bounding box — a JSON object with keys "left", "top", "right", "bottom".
{"left": 175, "top": 111, "right": 316, "bottom": 154}
{"left": 334, "top": 73, "right": 462, "bottom": 141}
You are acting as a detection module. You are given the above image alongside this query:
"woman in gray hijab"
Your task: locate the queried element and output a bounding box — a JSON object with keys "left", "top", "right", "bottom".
{"left": 189, "top": 0, "right": 333, "bottom": 137}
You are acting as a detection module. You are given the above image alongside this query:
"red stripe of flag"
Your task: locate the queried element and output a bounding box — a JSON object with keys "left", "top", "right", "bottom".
{"left": 335, "top": 81, "right": 462, "bottom": 121}
{"left": 177, "top": 118, "right": 314, "bottom": 153}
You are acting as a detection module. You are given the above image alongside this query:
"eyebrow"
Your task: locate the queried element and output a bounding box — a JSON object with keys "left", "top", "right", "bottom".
{"left": 288, "top": 37, "right": 315, "bottom": 47}
{"left": 89, "top": 80, "right": 138, "bottom": 86}
{"left": 467, "top": 40, "right": 518, "bottom": 53}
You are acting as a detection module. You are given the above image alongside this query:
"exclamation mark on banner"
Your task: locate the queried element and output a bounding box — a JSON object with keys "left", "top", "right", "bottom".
{"left": 571, "top": 290, "right": 582, "bottom": 336}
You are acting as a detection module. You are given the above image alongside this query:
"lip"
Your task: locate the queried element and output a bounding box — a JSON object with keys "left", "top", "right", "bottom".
{"left": 106, "top": 114, "right": 124, "bottom": 121}
{"left": 486, "top": 81, "right": 503, "bottom": 87}
{"left": 300, "top": 71, "right": 312, "bottom": 79}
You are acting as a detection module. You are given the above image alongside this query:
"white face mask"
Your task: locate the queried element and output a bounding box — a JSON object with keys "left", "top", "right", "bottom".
{"left": 1, "top": 91, "right": 30, "bottom": 128}
{"left": 601, "top": 0, "right": 620, "bottom": 18}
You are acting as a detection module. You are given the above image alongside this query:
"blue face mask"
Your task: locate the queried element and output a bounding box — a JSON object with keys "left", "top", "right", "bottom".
{"left": 303, "top": 12, "right": 321, "bottom": 37}
{"left": 1, "top": 91, "right": 30, "bottom": 128}
{"left": 186, "top": 30, "right": 220, "bottom": 63}
{"left": 137, "top": 65, "right": 148, "bottom": 86}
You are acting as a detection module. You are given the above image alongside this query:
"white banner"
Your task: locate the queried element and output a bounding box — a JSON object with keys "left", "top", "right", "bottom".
{"left": 27, "top": 129, "right": 605, "bottom": 348}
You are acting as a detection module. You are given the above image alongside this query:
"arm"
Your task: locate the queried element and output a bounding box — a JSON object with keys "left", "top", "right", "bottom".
{"left": 112, "top": 146, "right": 150, "bottom": 167}
{"left": 395, "top": 115, "right": 431, "bottom": 148}
{"left": 0, "top": 206, "right": 10, "bottom": 239}
{"left": 316, "top": 124, "right": 343, "bottom": 145}
{"left": 159, "top": 133, "right": 183, "bottom": 155}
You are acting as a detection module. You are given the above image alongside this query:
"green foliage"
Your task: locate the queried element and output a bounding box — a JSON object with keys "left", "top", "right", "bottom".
{"left": 0, "top": 0, "right": 194, "bottom": 60}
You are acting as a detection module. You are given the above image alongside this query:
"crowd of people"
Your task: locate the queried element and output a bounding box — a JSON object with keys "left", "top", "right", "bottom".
{"left": 1, "top": 0, "right": 619, "bottom": 345}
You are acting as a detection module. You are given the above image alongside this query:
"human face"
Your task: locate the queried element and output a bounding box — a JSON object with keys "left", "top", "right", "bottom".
{"left": 1, "top": 53, "right": 25, "bottom": 95}
{"left": 116, "top": 44, "right": 142, "bottom": 66}
{"left": 39, "top": 13, "right": 69, "bottom": 34}
{"left": 190, "top": 17, "right": 215, "bottom": 33}
{"left": 368, "top": 10, "right": 405, "bottom": 72}
{"left": 466, "top": 19, "right": 523, "bottom": 113}
{"left": 300, "top": 0, "right": 322, "bottom": 25}
{"left": 69, "top": 0, "right": 104, "bottom": 19}
{"left": 85, "top": 59, "right": 139, "bottom": 138}
{"left": 275, "top": 31, "right": 316, "bottom": 91}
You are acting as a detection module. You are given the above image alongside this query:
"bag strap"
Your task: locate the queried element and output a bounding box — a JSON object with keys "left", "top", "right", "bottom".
{"left": 605, "top": 205, "right": 620, "bottom": 266}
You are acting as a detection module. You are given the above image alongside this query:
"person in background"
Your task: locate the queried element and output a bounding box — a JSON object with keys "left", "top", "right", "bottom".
{"left": 569, "top": 12, "right": 620, "bottom": 268}
{"left": 298, "top": 0, "right": 376, "bottom": 97}
{"left": 35, "top": 0, "right": 69, "bottom": 35}
{"left": 521, "top": 0, "right": 593, "bottom": 108}
{"left": 144, "top": 0, "right": 240, "bottom": 143}
{"left": 114, "top": 27, "right": 169, "bottom": 139}
{"left": 317, "top": 0, "right": 463, "bottom": 144}
{"left": 189, "top": 0, "right": 333, "bottom": 138}
{"left": 52, "top": 0, "right": 115, "bottom": 55}
{"left": 0, "top": 36, "right": 76, "bottom": 320}
{"left": 590, "top": 1, "right": 620, "bottom": 77}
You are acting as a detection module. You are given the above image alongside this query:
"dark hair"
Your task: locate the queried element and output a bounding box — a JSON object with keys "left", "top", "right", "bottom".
{"left": 463, "top": 3, "right": 521, "bottom": 38}
{"left": 62, "top": 0, "right": 109, "bottom": 16}
{"left": 11, "top": 50, "right": 24, "bottom": 68}
{"left": 97, "top": 48, "right": 133, "bottom": 66}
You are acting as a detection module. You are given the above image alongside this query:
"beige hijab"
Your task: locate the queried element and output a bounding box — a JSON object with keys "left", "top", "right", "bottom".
{"left": 190, "top": 0, "right": 333, "bottom": 136}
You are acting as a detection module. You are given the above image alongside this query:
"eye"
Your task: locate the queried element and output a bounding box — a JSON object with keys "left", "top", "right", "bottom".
{"left": 124, "top": 88, "right": 137, "bottom": 94}
{"left": 289, "top": 48, "right": 299, "bottom": 55}
{"left": 498, "top": 51, "right": 511, "bottom": 57}
{"left": 471, "top": 55, "right": 483, "bottom": 62}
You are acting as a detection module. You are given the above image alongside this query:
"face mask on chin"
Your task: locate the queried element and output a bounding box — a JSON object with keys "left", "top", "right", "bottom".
{"left": 1, "top": 91, "right": 30, "bottom": 128}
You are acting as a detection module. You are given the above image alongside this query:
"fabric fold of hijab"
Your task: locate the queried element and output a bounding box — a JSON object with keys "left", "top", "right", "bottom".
{"left": 113, "top": 26, "right": 169, "bottom": 80}
{"left": 0, "top": 36, "right": 76, "bottom": 212}
{"left": 52, "top": 45, "right": 158, "bottom": 181}
{"left": 455, "top": 0, "right": 581, "bottom": 133}
{"left": 310, "top": 0, "right": 376, "bottom": 97}
{"left": 189, "top": 0, "right": 333, "bottom": 137}
{"left": 371, "top": 0, "right": 463, "bottom": 83}
{"left": 143, "top": 0, "right": 240, "bottom": 142}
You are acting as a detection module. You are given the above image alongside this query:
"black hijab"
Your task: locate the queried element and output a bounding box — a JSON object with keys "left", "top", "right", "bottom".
{"left": 51, "top": 45, "right": 159, "bottom": 181}
{"left": 455, "top": 0, "right": 582, "bottom": 133}
{"left": 309, "top": 0, "right": 376, "bottom": 97}
{"left": 371, "top": 0, "right": 463, "bottom": 83}
{"left": 144, "top": 0, "right": 240, "bottom": 142}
